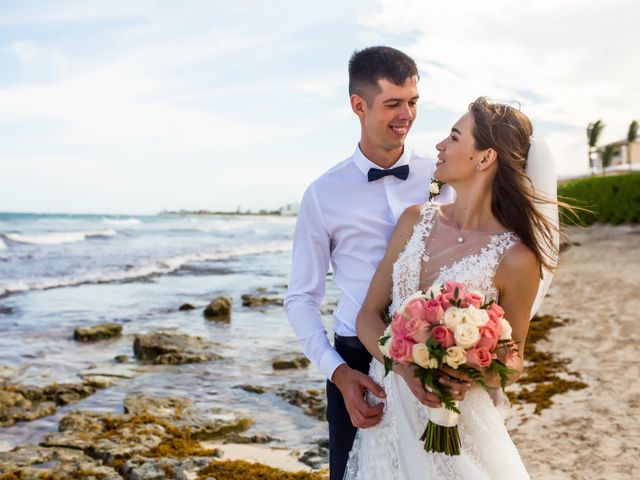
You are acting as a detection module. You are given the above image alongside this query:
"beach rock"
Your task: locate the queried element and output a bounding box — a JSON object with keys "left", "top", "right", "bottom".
{"left": 203, "top": 296, "right": 232, "bottom": 321}
{"left": 0, "top": 382, "right": 99, "bottom": 427}
{"left": 79, "top": 363, "right": 139, "bottom": 379}
{"left": 124, "top": 393, "right": 253, "bottom": 441}
{"left": 275, "top": 387, "right": 326, "bottom": 420}
{"left": 133, "top": 332, "right": 222, "bottom": 364}
{"left": 236, "top": 384, "right": 268, "bottom": 394}
{"left": 224, "top": 433, "right": 273, "bottom": 444}
{"left": 299, "top": 443, "right": 329, "bottom": 470}
{"left": 241, "top": 294, "right": 283, "bottom": 307}
{"left": 122, "top": 455, "right": 214, "bottom": 480}
{"left": 272, "top": 355, "right": 310, "bottom": 370}
{"left": 179, "top": 303, "right": 196, "bottom": 311}
{"left": 73, "top": 322, "right": 123, "bottom": 342}
{"left": 114, "top": 354, "right": 130, "bottom": 363}
{"left": 0, "top": 306, "right": 13, "bottom": 315}
{"left": 0, "top": 445, "right": 120, "bottom": 480}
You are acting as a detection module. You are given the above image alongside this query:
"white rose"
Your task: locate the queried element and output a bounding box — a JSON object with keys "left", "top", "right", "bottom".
{"left": 379, "top": 337, "right": 392, "bottom": 357}
{"left": 383, "top": 325, "right": 392, "bottom": 337}
{"left": 445, "top": 346, "right": 467, "bottom": 369}
{"left": 443, "top": 307, "right": 464, "bottom": 331}
{"left": 429, "top": 182, "right": 440, "bottom": 195}
{"left": 499, "top": 318, "right": 513, "bottom": 340}
{"left": 454, "top": 322, "right": 481, "bottom": 349}
{"left": 412, "top": 343, "right": 436, "bottom": 369}
{"left": 463, "top": 306, "right": 489, "bottom": 327}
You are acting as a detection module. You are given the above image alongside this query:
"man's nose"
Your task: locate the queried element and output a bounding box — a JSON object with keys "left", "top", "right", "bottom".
{"left": 398, "top": 103, "right": 414, "bottom": 120}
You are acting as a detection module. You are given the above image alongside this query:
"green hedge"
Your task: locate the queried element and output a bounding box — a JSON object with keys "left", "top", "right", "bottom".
{"left": 558, "top": 173, "right": 640, "bottom": 225}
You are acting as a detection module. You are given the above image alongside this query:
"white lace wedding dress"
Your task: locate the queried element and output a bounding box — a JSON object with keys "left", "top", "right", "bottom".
{"left": 344, "top": 203, "right": 530, "bottom": 480}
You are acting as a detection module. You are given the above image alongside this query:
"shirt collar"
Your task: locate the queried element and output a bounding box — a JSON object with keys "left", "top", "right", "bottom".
{"left": 352, "top": 144, "right": 412, "bottom": 177}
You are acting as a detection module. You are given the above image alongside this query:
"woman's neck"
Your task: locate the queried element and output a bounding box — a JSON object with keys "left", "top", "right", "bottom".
{"left": 443, "top": 181, "right": 502, "bottom": 232}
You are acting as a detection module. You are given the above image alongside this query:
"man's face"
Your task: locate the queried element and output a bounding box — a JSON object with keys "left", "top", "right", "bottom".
{"left": 358, "top": 77, "right": 419, "bottom": 154}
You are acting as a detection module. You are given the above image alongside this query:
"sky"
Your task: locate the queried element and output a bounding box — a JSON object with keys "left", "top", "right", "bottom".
{"left": 0, "top": 0, "right": 638, "bottom": 215}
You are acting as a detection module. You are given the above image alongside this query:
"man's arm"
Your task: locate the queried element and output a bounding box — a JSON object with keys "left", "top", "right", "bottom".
{"left": 284, "top": 184, "right": 344, "bottom": 380}
{"left": 285, "top": 185, "right": 385, "bottom": 428}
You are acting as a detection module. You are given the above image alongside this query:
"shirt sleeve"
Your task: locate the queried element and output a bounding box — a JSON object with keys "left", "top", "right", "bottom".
{"left": 284, "top": 184, "right": 346, "bottom": 380}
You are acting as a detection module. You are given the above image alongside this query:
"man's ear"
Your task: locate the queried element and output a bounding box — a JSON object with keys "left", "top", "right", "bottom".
{"left": 350, "top": 94, "right": 367, "bottom": 119}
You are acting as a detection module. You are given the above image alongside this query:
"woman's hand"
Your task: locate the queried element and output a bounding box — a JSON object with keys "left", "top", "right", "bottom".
{"left": 394, "top": 363, "right": 470, "bottom": 407}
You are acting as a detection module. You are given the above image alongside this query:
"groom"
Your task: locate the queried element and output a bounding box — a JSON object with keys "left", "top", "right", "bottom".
{"left": 285, "top": 46, "right": 448, "bottom": 480}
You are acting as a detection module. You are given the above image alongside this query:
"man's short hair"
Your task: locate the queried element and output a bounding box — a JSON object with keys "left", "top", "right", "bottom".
{"left": 348, "top": 46, "right": 419, "bottom": 104}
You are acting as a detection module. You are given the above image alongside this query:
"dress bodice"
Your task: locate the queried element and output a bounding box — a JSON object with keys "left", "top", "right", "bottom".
{"left": 390, "top": 203, "right": 518, "bottom": 314}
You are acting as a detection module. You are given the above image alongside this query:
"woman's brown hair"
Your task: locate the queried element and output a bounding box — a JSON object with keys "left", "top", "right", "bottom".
{"left": 468, "top": 97, "right": 559, "bottom": 275}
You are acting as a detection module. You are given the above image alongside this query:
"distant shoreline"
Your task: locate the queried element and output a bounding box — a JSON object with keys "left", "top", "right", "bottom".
{"left": 159, "top": 209, "right": 289, "bottom": 216}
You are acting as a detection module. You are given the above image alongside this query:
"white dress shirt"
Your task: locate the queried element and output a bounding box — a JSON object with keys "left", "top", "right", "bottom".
{"left": 284, "top": 145, "right": 452, "bottom": 380}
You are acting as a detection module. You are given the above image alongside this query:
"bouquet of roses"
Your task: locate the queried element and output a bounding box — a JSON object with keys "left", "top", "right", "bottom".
{"left": 378, "top": 281, "right": 517, "bottom": 456}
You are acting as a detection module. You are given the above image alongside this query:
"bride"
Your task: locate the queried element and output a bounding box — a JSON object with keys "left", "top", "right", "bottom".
{"left": 344, "top": 97, "right": 559, "bottom": 479}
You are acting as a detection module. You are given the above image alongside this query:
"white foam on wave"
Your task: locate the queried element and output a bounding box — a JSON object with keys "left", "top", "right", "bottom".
{"left": 103, "top": 218, "right": 141, "bottom": 226}
{"left": 0, "top": 238, "right": 6, "bottom": 250}
{"left": 0, "top": 240, "right": 292, "bottom": 297}
{"left": 3, "top": 229, "right": 117, "bottom": 246}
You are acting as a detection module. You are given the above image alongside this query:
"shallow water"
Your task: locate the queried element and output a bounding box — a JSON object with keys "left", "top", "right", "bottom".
{"left": 0, "top": 213, "right": 335, "bottom": 452}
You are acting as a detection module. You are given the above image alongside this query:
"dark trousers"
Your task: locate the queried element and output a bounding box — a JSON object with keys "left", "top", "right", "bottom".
{"left": 326, "top": 336, "right": 372, "bottom": 480}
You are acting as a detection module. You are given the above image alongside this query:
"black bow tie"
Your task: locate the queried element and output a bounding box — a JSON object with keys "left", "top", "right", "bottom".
{"left": 367, "top": 164, "right": 410, "bottom": 182}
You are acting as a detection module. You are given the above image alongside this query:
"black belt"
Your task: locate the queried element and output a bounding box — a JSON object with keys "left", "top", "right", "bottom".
{"left": 334, "top": 333, "right": 366, "bottom": 350}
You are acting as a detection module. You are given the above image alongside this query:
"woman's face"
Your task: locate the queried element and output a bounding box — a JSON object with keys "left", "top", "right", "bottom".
{"left": 435, "top": 112, "right": 481, "bottom": 183}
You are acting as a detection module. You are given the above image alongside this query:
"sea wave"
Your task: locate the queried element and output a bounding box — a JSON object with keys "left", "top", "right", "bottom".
{"left": 0, "top": 240, "right": 292, "bottom": 297}
{"left": 2, "top": 229, "right": 117, "bottom": 246}
{"left": 103, "top": 218, "right": 141, "bottom": 226}
{"left": 0, "top": 238, "right": 6, "bottom": 250}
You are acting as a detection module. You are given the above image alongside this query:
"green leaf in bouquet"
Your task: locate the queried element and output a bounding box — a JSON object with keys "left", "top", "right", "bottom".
{"left": 383, "top": 355, "right": 393, "bottom": 376}
{"left": 382, "top": 312, "right": 393, "bottom": 326}
{"left": 489, "top": 360, "right": 518, "bottom": 391}
{"left": 413, "top": 367, "right": 460, "bottom": 414}
{"left": 458, "top": 365, "right": 489, "bottom": 390}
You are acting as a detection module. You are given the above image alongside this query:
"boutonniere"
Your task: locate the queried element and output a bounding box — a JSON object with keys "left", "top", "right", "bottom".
{"left": 428, "top": 178, "right": 445, "bottom": 201}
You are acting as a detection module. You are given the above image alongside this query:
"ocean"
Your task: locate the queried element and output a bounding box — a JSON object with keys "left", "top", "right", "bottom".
{"left": 0, "top": 212, "right": 332, "bottom": 452}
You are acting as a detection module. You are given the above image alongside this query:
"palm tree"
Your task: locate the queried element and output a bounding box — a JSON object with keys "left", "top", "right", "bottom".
{"left": 600, "top": 143, "right": 621, "bottom": 174}
{"left": 627, "top": 120, "right": 638, "bottom": 170}
{"left": 587, "top": 120, "right": 605, "bottom": 174}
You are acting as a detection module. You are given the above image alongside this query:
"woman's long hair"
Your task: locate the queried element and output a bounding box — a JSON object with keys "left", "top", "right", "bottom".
{"left": 468, "top": 97, "right": 560, "bottom": 275}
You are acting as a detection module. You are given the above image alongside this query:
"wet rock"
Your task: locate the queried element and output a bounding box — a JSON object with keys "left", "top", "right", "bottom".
{"left": 123, "top": 455, "right": 214, "bottom": 480}
{"left": 241, "top": 294, "right": 283, "bottom": 307}
{"left": 73, "top": 322, "right": 123, "bottom": 342}
{"left": 272, "top": 356, "right": 310, "bottom": 370}
{"left": 124, "top": 394, "right": 253, "bottom": 441}
{"left": 224, "top": 433, "right": 273, "bottom": 444}
{"left": 203, "top": 296, "right": 232, "bottom": 321}
{"left": 179, "top": 303, "right": 196, "bottom": 311}
{"left": 0, "top": 306, "right": 13, "bottom": 315}
{"left": 299, "top": 442, "right": 329, "bottom": 470}
{"left": 0, "top": 445, "right": 121, "bottom": 479}
{"left": 82, "top": 375, "right": 116, "bottom": 389}
{"left": 133, "top": 332, "right": 222, "bottom": 365}
{"left": 0, "top": 382, "right": 99, "bottom": 427}
{"left": 236, "top": 384, "right": 267, "bottom": 394}
{"left": 275, "top": 388, "right": 326, "bottom": 421}
{"left": 114, "top": 354, "right": 130, "bottom": 363}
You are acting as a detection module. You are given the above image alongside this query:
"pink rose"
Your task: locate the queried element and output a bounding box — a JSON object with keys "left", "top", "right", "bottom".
{"left": 466, "top": 347, "right": 492, "bottom": 368}
{"left": 486, "top": 303, "right": 505, "bottom": 324}
{"left": 404, "top": 317, "right": 429, "bottom": 343}
{"left": 464, "top": 292, "right": 484, "bottom": 309}
{"left": 389, "top": 336, "right": 416, "bottom": 364}
{"left": 390, "top": 312, "right": 409, "bottom": 337}
{"left": 477, "top": 322, "right": 499, "bottom": 351}
{"left": 404, "top": 298, "right": 430, "bottom": 321}
{"left": 424, "top": 299, "right": 445, "bottom": 326}
{"left": 440, "top": 281, "right": 466, "bottom": 308}
{"left": 430, "top": 325, "right": 455, "bottom": 348}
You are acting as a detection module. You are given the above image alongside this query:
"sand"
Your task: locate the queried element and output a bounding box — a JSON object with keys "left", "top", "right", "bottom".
{"left": 507, "top": 224, "right": 640, "bottom": 479}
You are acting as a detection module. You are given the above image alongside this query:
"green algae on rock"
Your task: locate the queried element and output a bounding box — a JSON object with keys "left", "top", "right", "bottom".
{"left": 196, "top": 459, "right": 327, "bottom": 480}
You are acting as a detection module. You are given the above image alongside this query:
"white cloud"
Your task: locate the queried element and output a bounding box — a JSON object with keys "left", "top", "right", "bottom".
{"left": 359, "top": 0, "right": 640, "bottom": 175}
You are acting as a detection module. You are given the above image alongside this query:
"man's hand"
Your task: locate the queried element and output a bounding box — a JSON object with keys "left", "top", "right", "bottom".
{"left": 331, "top": 364, "right": 386, "bottom": 428}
